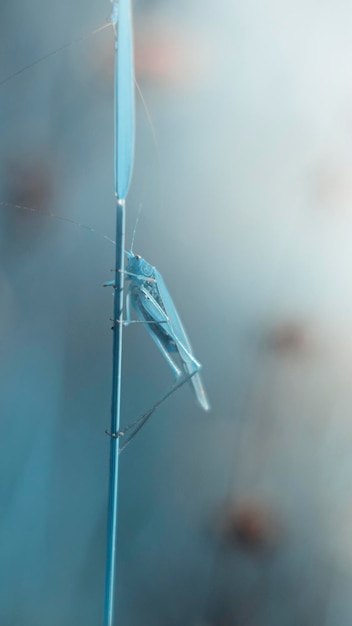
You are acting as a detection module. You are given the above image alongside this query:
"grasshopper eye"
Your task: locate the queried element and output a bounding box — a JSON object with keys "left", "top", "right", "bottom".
{"left": 135, "top": 254, "right": 141, "bottom": 259}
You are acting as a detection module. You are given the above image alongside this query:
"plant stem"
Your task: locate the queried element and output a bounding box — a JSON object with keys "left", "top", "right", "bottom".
{"left": 104, "top": 199, "right": 125, "bottom": 626}
{"left": 104, "top": 0, "right": 134, "bottom": 622}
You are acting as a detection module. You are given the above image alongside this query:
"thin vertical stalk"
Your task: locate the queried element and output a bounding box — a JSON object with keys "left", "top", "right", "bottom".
{"left": 104, "top": 0, "right": 135, "bottom": 624}
{"left": 104, "top": 200, "right": 125, "bottom": 626}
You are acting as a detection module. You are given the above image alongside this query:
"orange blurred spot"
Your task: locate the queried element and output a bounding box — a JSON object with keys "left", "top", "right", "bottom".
{"left": 267, "top": 321, "right": 311, "bottom": 355}
{"left": 218, "top": 499, "right": 282, "bottom": 554}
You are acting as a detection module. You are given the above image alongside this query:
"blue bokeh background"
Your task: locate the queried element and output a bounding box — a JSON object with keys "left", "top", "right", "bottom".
{"left": 2, "top": 1, "right": 352, "bottom": 624}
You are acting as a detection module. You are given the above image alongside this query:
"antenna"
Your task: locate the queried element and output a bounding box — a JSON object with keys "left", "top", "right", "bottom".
{"left": 130, "top": 201, "right": 143, "bottom": 253}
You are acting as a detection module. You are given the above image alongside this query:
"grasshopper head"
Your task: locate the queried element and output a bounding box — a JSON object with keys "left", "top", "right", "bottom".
{"left": 125, "top": 251, "right": 155, "bottom": 281}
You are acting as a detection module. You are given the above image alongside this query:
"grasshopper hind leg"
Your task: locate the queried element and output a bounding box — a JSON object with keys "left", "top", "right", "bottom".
{"left": 142, "top": 320, "right": 184, "bottom": 380}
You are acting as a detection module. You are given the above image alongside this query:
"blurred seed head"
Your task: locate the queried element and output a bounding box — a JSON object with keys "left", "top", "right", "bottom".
{"left": 92, "top": 16, "right": 205, "bottom": 89}
{"left": 216, "top": 498, "right": 283, "bottom": 555}
{"left": 2, "top": 158, "right": 54, "bottom": 253}
{"left": 4, "top": 159, "right": 53, "bottom": 215}
{"left": 266, "top": 321, "right": 313, "bottom": 356}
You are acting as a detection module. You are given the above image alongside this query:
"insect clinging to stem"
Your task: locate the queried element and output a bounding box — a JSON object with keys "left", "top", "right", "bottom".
{"left": 124, "top": 251, "right": 209, "bottom": 411}
{"left": 103, "top": 246, "right": 210, "bottom": 450}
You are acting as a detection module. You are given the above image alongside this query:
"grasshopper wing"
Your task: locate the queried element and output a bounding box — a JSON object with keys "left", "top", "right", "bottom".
{"left": 152, "top": 269, "right": 210, "bottom": 411}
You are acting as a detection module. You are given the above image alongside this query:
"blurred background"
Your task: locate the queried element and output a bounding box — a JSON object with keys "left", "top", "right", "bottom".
{"left": 1, "top": 0, "right": 352, "bottom": 624}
